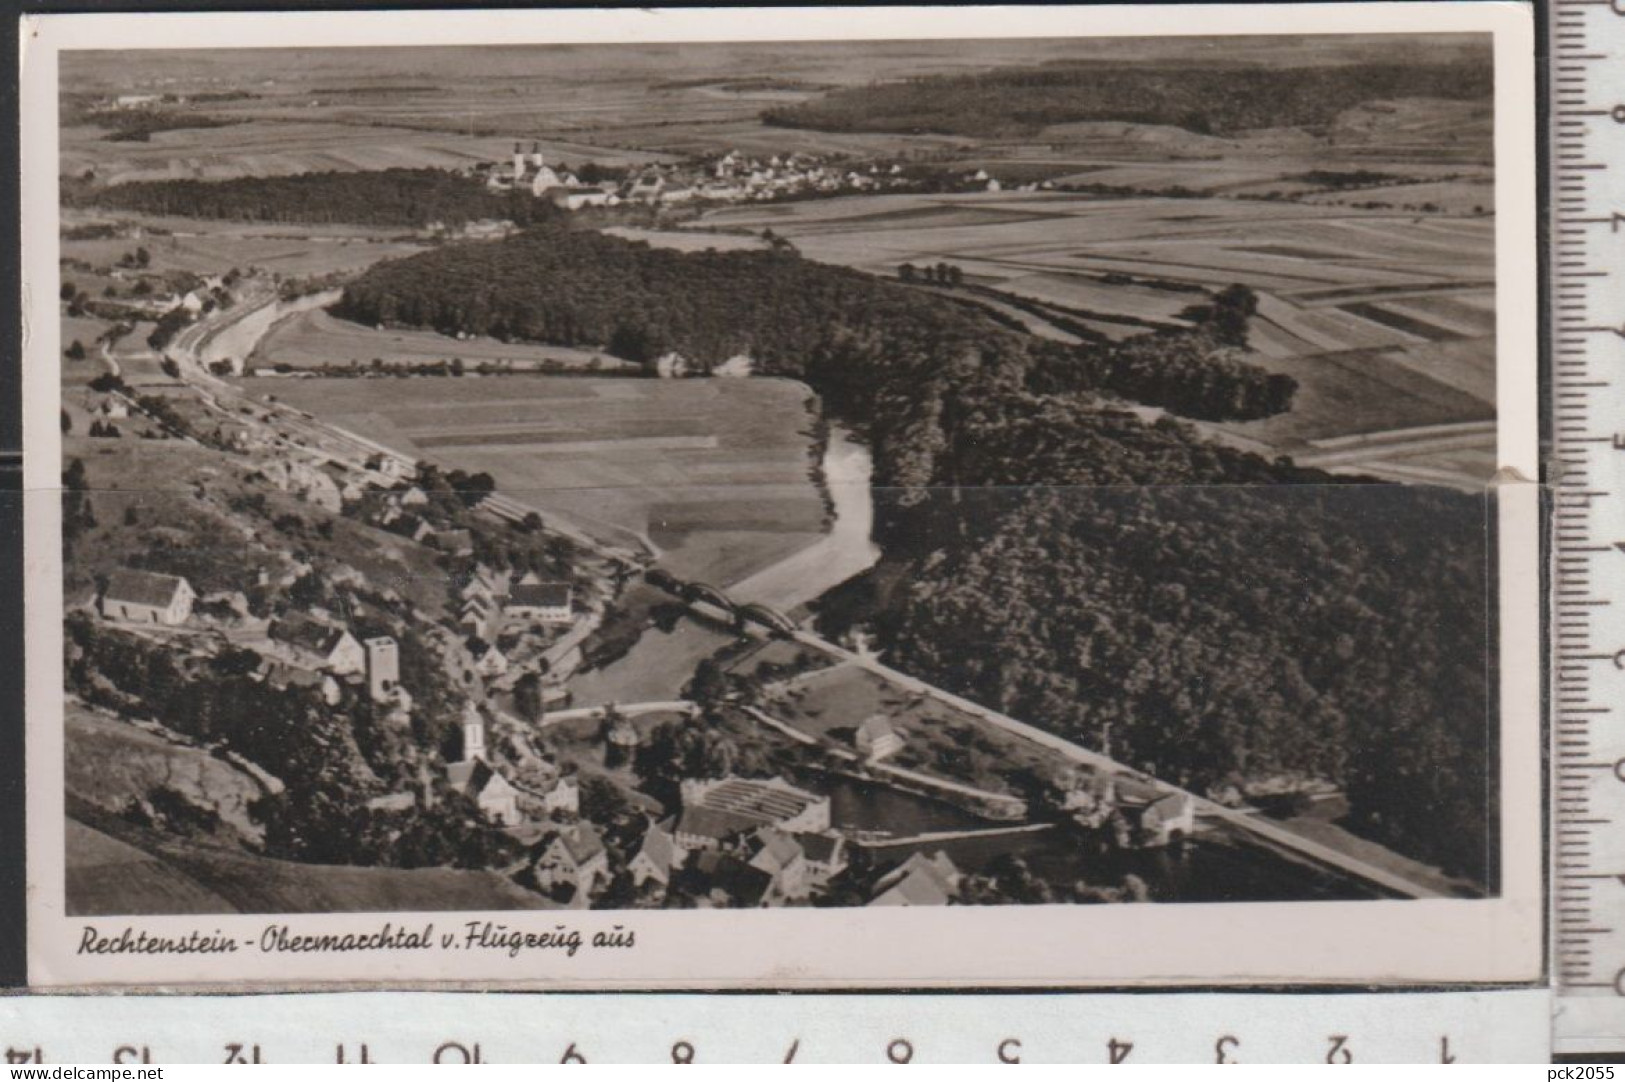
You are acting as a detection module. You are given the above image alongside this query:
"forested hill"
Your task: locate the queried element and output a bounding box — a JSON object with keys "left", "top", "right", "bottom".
{"left": 68, "top": 169, "right": 560, "bottom": 230}
{"left": 762, "top": 59, "right": 1492, "bottom": 139}
{"left": 861, "top": 483, "right": 1493, "bottom": 887}
{"left": 334, "top": 225, "right": 1294, "bottom": 466}
{"left": 336, "top": 225, "right": 1492, "bottom": 887}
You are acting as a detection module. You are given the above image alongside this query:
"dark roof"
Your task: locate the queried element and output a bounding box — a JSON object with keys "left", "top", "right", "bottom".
{"left": 795, "top": 832, "right": 844, "bottom": 864}
{"left": 508, "top": 583, "right": 571, "bottom": 609}
{"left": 747, "top": 829, "right": 803, "bottom": 876}
{"left": 694, "top": 851, "right": 773, "bottom": 906}
{"left": 269, "top": 612, "right": 351, "bottom": 656}
{"left": 104, "top": 569, "right": 189, "bottom": 608}
{"left": 445, "top": 758, "right": 496, "bottom": 797}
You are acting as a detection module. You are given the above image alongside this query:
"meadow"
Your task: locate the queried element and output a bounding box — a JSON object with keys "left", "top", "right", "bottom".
{"left": 694, "top": 188, "right": 1496, "bottom": 485}
{"left": 241, "top": 373, "right": 831, "bottom": 586}
{"left": 252, "top": 308, "right": 624, "bottom": 371}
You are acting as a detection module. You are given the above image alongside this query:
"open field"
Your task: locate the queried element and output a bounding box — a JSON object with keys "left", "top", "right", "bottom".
{"left": 252, "top": 308, "right": 626, "bottom": 371}
{"left": 67, "top": 819, "right": 237, "bottom": 915}
{"left": 66, "top": 37, "right": 1490, "bottom": 183}
{"left": 767, "top": 661, "right": 1057, "bottom": 796}
{"left": 694, "top": 189, "right": 1495, "bottom": 476}
{"left": 63, "top": 218, "right": 429, "bottom": 278}
{"left": 62, "top": 119, "right": 671, "bottom": 186}
{"left": 239, "top": 374, "right": 830, "bottom": 586}
{"left": 602, "top": 226, "right": 768, "bottom": 253}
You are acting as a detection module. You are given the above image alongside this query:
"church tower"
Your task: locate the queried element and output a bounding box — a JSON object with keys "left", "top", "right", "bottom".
{"left": 461, "top": 703, "right": 486, "bottom": 762}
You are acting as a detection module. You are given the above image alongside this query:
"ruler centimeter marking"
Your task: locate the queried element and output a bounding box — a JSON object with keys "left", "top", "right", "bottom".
{"left": 1553, "top": 0, "right": 1625, "bottom": 1050}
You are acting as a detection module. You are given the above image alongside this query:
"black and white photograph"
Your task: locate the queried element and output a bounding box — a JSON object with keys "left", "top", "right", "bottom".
{"left": 22, "top": 5, "right": 1540, "bottom": 988}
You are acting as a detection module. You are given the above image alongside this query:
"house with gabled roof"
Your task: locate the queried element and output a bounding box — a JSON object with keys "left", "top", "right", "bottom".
{"left": 630, "top": 821, "right": 682, "bottom": 889}
{"left": 445, "top": 757, "right": 520, "bottom": 825}
{"left": 795, "top": 832, "right": 848, "bottom": 887}
{"left": 100, "top": 569, "right": 195, "bottom": 626}
{"left": 869, "top": 851, "right": 961, "bottom": 907}
{"left": 506, "top": 582, "right": 573, "bottom": 625}
{"left": 855, "top": 714, "right": 904, "bottom": 761}
{"left": 268, "top": 612, "right": 364, "bottom": 675}
{"left": 471, "top": 640, "right": 508, "bottom": 678}
{"left": 746, "top": 828, "right": 809, "bottom": 901}
{"left": 535, "top": 823, "right": 609, "bottom": 900}
{"left": 693, "top": 850, "right": 775, "bottom": 907}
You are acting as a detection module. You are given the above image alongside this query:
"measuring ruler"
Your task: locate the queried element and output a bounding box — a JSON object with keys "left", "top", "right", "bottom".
{"left": 1552, "top": 0, "right": 1625, "bottom": 1055}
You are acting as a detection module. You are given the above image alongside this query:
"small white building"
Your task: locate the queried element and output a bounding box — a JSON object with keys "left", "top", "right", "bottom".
{"left": 505, "top": 582, "right": 573, "bottom": 625}
{"left": 268, "top": 613, "right": 365, "bottom": 675}
{"left": 445, "top": 757, "right": 520, "bottom": 825}
{"left": 535, "top": 823, "right": 609, "bottom": 898}
{"left": 100, "top": 569, "right": 195, "bottom": 626}
{"left": 630, "top": 822, "right": 681, "bottom": 889}
{"left": 538, "top": 776, "right": 579, "bottom": 816}
{"left": 855, "top": 714, "right": 904, "bottom": 761}
{"left": 472, "top": 641, "right": 509, "bottom": 678}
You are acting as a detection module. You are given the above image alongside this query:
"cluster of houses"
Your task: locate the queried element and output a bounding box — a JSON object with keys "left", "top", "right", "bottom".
{"left": 448, "top": 567, "right": 590, "bottom": 701}
{"left": 632, "top": 774, "right": 850, "bottom": 906}
{"left": 474, "top": 142, "right": 943, "bottom": 212}
{"left": 1054, "top": 768, "right": 1196, "bottom": 848}
{"left": 96, "top": 567, "right": 416, "bottom": 725}
{"left": 478, "top": 142, "right": 623, "bottom": 210}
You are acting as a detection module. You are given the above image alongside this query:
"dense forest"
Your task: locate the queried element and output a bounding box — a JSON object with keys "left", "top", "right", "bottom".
{"left": 334, "top": 226, "right": 1292, "bottom": 431}
{"left": 336, "top": 223, "right": 1492, "bottom": 885}
{"left": 856, "top": 485, "right": 1492, "bottom": 885}
{"left": 70, "top": 168, "right": 562, "bottom": 229}
{"left": 763, "top": 59, "right": 1492, "bottom": 138}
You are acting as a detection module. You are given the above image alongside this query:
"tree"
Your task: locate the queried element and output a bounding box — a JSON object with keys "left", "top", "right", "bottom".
{"left": 135, "top": 246, "right": 151, "bottom": 268}
{"left": 65, "top": 340, "right": 87, "bottom": 362}
{"left": 513, "top": 671, "right": 546, "bottom": 723}
{"left": 898, "top": 263, "right": 916, "bottom": 283}
{"left": 684, "top": 658, "right": 731, "bottom": 710}
{"left": 60, "top": 281, "right": 76, "bottom": 301}
{"left": 578, "top": 775, "right": 632, "bottom": 824}
{"left": 60, "top": 410, "right": 71, "bottom": 434}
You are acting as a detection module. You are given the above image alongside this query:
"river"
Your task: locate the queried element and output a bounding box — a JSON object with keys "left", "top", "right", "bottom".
{"left": 566, "top": 421, "right": 877, "bottom": 709}
{"left": 823, "top": 777, "right": 1376, "bottom": 903}
{"left": 727, "top": 424, "right": 880, "bottom": 612}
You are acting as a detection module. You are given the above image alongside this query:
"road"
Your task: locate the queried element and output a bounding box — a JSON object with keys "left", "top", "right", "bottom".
{"left": 776, "top": 630, "right": 1444, "bottom": 899}
{"left": 1292, "top": 420, "right": 1497, "bottom": 490}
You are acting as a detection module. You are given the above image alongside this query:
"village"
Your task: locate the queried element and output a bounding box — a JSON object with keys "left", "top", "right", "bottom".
{"left": 470, "top": 140, "right": 1015, "bottom": 213}
{"left": 68, "top": 283, "right": 1213, "bottom": 911}
{"left": 82, "top": 475, "right": 1202, "bottom": 913}
{"left": 55, "top": 52, "right": 1471, "bottom": 912}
